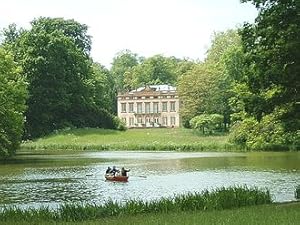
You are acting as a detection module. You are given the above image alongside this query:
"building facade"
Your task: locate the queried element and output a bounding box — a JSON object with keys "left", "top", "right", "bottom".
{"left": 117, "top": 85, "right": 180, "bottom": 128}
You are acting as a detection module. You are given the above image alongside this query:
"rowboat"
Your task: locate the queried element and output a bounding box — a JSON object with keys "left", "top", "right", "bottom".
{"left": 105, "top": 174, "right": 129, "bottom": 182}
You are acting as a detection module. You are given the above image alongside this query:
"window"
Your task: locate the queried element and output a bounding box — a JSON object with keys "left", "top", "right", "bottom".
{"left": 121, "top": 103, "right": 126, "bottom": 113}
{"left": 137, "top": 103, "right": 142, "bottom": 113}
{"left": 129, "top": 117, "right": 134, "bottom": 126}
{"left": 137, "top": 117, "right": 143, "bottom": 124}
{"left": 171, "top": 117, "right": 176, "bottom": 125}
{"left": 129, "top": 103, "right": 134, "bottom": 113}
{"left": 162, "top": 102, "right": 167, "bottom": 112}
{"left": 122, "top": 117, "right": 127, "bottom": 124}
{"left": 154, "top": 117, "right": 159, "bottom": 124}
{"left": 170, "top": 102, "right": 176, "bottom": 112}
{"left": 153, "top": 102, "right": 159, "bottom": 113}
{"left": 145, "top": 102, "right": 150, "bottom": 113}
{"left": 162, "top": 116, "right": 168, "bottom": 126}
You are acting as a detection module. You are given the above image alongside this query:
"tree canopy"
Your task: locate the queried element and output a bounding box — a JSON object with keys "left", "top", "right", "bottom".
{"left": 229, "top": 0, "right": 300, "bottom": 149}
{"left": 1, "top": 17, "right": 120, "bottom": 139}
{"left": 178, "top": 30, "right": 242, "bottom": 129}
{"left": 0, "top": 48, "right": 27, "bottom": 157}
{"left": 111, "top": 50, "right": 140, "bottom": 92}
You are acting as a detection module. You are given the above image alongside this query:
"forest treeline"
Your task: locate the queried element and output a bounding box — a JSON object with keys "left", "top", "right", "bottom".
{"left": 0, "top": 0, "right": 299, "bottom": 157}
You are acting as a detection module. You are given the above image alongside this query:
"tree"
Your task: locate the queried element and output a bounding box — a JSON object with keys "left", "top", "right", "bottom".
{"left": 178, "top": 30, "right": 242, "bottom": 129}
{"left": 190, "top": 114, "right": 224, "bottom": 134}
{"left": 124, "top": 55, "right": 185, "bottom": 90}
{"left": 229, "top": 0, "right": 300, "bottom": 149}
{"left": 240, "top": 0, "right": 299, "bottom": 129}
{"left": 91, "top": 63, "right": 117, "bottom": 113}
{"left": 110, "top": 50, "right": 140, "bottom": 92}
{"left": 0, "top": 48, "right": 27, "bottom": 157}
{"left": 178, "top": 63, "right": 219, "bottom": 127}
{"left": 16, "top": 17, "right": 94, "bottom": 138}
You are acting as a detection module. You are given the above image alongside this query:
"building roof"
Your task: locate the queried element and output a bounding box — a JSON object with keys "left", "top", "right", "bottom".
{"left": 130, "top": 85, "right": 176, "bottom": 93}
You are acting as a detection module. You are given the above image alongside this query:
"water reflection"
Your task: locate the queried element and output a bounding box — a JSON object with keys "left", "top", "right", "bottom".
{"left": 0, "top": 151, "right": 299, "bottom": 209}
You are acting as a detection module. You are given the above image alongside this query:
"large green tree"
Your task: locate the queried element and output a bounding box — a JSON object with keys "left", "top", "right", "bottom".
{"left": 0, "top": 48, "right": 27, "bottom": 157}
{"left": 91, "top": 63, "right": 117, "bottom": 113}
{"left": 20, "top": 17, "right": 93, "bottom": 138}
{"left": 229, "top": 0, "right": 300, "bottom": 149}
{"left": 178, "top": 30, "right": 242, "bottom": 129}
{"left": 124, "top": 55, "right": 190, "bottom": 90}
{"left": 2, "top": 17, "right": 119, "bottom": 138}
{"left": 240, "top": 0, "right": 299, "bottom": 128}
{"left": 178, "top": 63, "right": 219, "bottom": 127}
{"left": 110, "top": 50, "right": 140, "bottom": 92}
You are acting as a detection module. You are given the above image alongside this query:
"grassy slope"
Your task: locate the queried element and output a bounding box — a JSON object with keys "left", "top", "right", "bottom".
{"left": 2, "top": 202, "right": 299, "bottom": 225}
{"left": 21, "top": 128, "right": 235, "bottom": 151}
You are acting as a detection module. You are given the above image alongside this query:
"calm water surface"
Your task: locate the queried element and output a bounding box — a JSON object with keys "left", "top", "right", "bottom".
{"left": 0, "top": 151, "right": 299, "bottom": 209}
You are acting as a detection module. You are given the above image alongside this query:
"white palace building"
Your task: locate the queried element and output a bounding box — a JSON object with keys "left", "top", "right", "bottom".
{"left": 117, "top": 85, "right": 180, "bottom": 128}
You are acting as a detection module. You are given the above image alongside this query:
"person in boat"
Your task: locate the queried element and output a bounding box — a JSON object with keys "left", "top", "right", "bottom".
{"left": 111, "top": 166, "right": 120, "bottom": 176}
{"left": 105, "top": 167, "right": 112, "bottom": 174}
{"left": 121, "top": 167, "right": 130, "bottom": 176}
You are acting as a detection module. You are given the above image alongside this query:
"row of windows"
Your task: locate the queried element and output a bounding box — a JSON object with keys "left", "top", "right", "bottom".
{"left": 120, "top": 95, "right": 176, "bottom": 100}
{"left": 121, "top": 102, "right": 176, "bottom": 113}
{"left": 122, "top": 116, "right": 176, "bottom": 126}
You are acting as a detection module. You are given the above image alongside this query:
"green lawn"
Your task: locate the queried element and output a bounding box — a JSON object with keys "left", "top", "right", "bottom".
{"left": 2, "top": 202, "right": 299, "bottom": 225}
{"left": 21, "top": 128, "right": 237, "bottom": 151}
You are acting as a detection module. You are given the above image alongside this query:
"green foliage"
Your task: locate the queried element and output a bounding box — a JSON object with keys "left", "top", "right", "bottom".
{"left": 190, "top": 114, "right": 224, "bottom": 134}
{"left": 240, "top": 0, "right": 299, "bottom": 128}
{"left": 110, "top": 50, "right": 140, "bottom": 92}
{"left": 178, "top": 64, "right": 219, "bottom": 126}
{"left": 124, "top": 55, "right": 194, "bottom": 90}
{"left": 229, "top": 0, "right": 300, "bottom": 149}
{"left": 229, "top": 117, "right": 258, "bottom": 146}
{"left": 19, "top": 17, "right": 94, "bottom": 138}
{"left": 0, "top": 186, "right": 271, "bottom": 222}
{"left": 113, "top": 117, "right": 127, "bottom": 131}
{"left": 91, "top": 63, "right": 116, "bottom": 113}
{"left": 1, "top": 18, "right": 118, "bottom": 139}
{"left": 0, "top": 48, "right": 27, "bottom": 158}
{"left": 229, "top": 110, "right": 300, "bottom": 150}
{"left": 178, "top": 30, "right": 242, "bottom": 129}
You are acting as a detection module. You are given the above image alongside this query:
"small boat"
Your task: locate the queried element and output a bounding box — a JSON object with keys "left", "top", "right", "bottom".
{"left": 105, "top": 174, "right": 129, "bottom": 182}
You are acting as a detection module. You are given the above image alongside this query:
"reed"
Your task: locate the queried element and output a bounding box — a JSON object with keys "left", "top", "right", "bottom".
{"left": 0, "top": 186, "right": 272, "bottom": 222}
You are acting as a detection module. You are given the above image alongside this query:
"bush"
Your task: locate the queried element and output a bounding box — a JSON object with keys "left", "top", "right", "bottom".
{"left": 190, "top": 114, "right": 224, "bottom": 134}
{"left": 229, "top": 117, "right": 258, "bottom": 146}
{"left": 229, "top": 113, "right": 300, "bottom": 151}
{"left": 113, "top": 117, "right": 127, "bottom": 131}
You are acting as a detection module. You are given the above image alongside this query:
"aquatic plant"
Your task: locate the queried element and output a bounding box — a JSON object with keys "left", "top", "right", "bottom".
{"left": 0, "top": 186, "right": 272, "bottom": 222}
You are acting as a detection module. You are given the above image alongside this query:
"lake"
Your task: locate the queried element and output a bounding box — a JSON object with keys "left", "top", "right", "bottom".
{"left": 0, "top": 151, "right": 299, "bottom": 209}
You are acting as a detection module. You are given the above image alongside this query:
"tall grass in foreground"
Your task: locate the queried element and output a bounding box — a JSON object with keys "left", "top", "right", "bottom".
{"left": 0, "top": 186, "right": 271, "bottom": 222}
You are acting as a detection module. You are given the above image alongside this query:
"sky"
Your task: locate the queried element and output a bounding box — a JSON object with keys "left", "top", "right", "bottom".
{"left": 0, "top": 0, "right": 258, "bottom": 68}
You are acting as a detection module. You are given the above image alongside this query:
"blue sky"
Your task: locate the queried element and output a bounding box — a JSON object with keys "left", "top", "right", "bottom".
{"left": 0, "top": 0, "right": 258, "bottom": 68}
